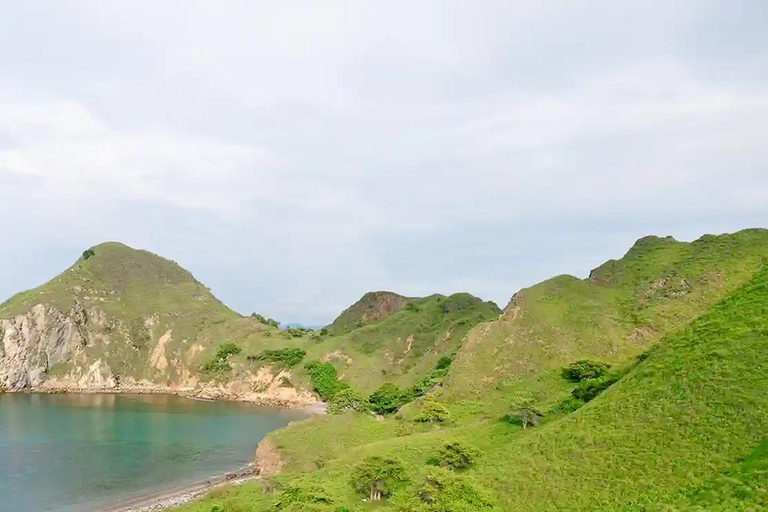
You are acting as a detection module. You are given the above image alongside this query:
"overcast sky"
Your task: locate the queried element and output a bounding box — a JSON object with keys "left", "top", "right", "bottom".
{"left": 1, "top": 1, "right": 766, "bottom": 324}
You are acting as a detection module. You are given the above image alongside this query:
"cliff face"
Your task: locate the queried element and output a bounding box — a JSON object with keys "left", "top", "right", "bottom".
{"left": 0, "top": 304, "right": 111, "bottom": 390}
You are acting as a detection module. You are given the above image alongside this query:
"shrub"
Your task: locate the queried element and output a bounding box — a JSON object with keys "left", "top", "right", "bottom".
{"left": 436, "top": 440, "right": 480, "bottom": 470}
{"left": 506, "top": 399, "right": 543, "bottom": 429}
{"left": 411, "top": 368, "right": 449, "bottom": 398}
{"left": 549, "top": 396, "right": 586, "bottom": 414}
{"left": 571, "top": 374, "right": 619, "bottom": 402}
{"left": 369, "top": 384, "right": 410, "bottom": 415}
{"left": 396, "top": 467, "right": 494, "bottom": 511}
{"left": 82, "top": 248, "right": 96, "bottom": 260}
{"left": 251, "top": 348, "right": 306, "bottom": 367}
{"left": 272, "top": 483, "right": 334, "bottom": 510}
{"left": 328, "top": 388, "right": 370, "bottom": 414}
{"left": 200, "top": 342, "right": 241, "bottom": 374}
{"left": 250, "top": 313, "right": 280, "bottom": 328}
{"left": 415, "top": 399, "right": 451, "bottom": 423}
{"left": 305, "top": 362, "right": 348, "bottom": 401}
{"left": 562, "top": 360, "right": 611, "bottom": 382}
{"left": 436, "top": 356, "right": 452, "bottom": 370}
{"left": 285, "top": 327, "right": 313, "bottom": 338}
{"left": 319, "top": 328, "right": 329, "bottom": 336}
{"left": 215, "top": 342, "right": 241, "bottom": 360}
{"left": 351, "top": 456, "right": 408, "bottom": 501}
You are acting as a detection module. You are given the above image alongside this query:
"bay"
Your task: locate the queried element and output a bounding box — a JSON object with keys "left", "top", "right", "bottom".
{"left": 0, "top": 393, "right": 306, "bottom": 512}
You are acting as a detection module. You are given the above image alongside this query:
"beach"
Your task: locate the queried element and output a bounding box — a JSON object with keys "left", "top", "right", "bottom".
{"left": 103, "top": 467, "right": 257, "bottom": 512}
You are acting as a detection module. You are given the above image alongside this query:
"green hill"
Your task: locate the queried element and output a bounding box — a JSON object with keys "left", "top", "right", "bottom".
{"left": 326, "top": 291, "right": 414, "bottom": 335}
{"left": 0, "top": 242, "right": 250, "bottom": 390}
{"left": 166, "top": 228, "right": 768, "bottom": 512}
{"left": 443, "top": 228, "right": 768, "bottom": 417}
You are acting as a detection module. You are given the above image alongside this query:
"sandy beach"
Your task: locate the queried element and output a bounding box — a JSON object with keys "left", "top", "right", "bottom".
{"left": 101, "top": 467, "right": 258, "bottom": 512}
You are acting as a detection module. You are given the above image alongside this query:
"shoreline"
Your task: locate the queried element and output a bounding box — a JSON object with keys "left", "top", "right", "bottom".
{"left": 100, "top": 466, "right": 258, "bottom": 512}
{"left": 2, "top": 386, "right": 327, "bottom": 414}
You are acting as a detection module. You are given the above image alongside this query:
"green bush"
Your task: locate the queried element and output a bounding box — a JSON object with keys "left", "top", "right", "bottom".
{"left": 271, "top": 483, "right": 334, "bottom": 510}
{"left": 369, "top": 384, "right": 410, "bottom": 415}
{"left": 415, "top": 399, "right": 451, "bottom": 423}
{"left": 395, "top": 467, "right": 494, "bottom": 511}
{"left": 200, "top": 342, "right": 241, "bottom": 374}
{"left": 549, "top": 396, "right": 586, "bottom": 414}
{"left": 435, "top": 440, "right": 480, "bottom": 470}
{"left": 305, "top": 362, "right": 348, "bottom": 401}
{"left": 562, "top": 360, "right": 611, "bottom": 382}
{"left": 571, "top": 374, "right": 619, "bottom": 402}
{"left": 250, "top": 313, "right": 280, "bottom": 328}
{"left": 82, "top": 248, "right": 96, "bottom": 260}
{"left": 215, "top": 342, "right": 241, "bottom": 360}
{"left": 436, "top": 355, "right": 452, "bottom": 370}
{"left": 319, "top": 328, "right": 329, "bottom": 336}
{"left": 351, "top": 456, "right": 408, "bottom": 501}
{"left": 250, "top": 348, "right": 306, "bottom": 367}
{"left": 328, "top": 388, "right": 370, "bottom": 414}
{"left": 411, "top": 368, "right": 449, "bottom": 397}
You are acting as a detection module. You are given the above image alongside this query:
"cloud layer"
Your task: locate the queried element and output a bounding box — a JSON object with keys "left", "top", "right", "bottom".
{"left": 1, "top": 1, "right": 766, "bottom": 323}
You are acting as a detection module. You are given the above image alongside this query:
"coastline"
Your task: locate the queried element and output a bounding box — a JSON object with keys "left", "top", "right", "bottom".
{"left": 101, "top": 466, "right": 258, "bottom": 512}
{"left": 2, "top": 386, "right": 327, "bottom": 414}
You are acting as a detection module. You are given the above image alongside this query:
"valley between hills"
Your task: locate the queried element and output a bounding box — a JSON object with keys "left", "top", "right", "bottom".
{"left": 2, "top": 228, "right": 767, "bottom": 511}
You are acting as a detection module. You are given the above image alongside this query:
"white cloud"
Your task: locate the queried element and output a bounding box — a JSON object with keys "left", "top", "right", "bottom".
{"left": 0, "top": 1, "right": 766, "bottom": 323}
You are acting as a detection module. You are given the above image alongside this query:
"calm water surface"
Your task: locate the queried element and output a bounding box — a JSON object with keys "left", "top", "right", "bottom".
{"left": 0, "top": 393, "right": 306, "bottom": 512}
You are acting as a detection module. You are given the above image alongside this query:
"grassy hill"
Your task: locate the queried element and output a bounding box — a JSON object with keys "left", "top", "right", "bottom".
{"left": 0, "top": 242, "right": 500, "bottom": 400}
{"left": 166, "top": 228, "right": 768, "bottom": 512}
{"left": 442, "top": 228, "right": 768, "bottom": 417}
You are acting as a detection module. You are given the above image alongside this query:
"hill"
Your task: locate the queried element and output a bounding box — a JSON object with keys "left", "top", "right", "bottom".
{"left": 326, "top": 291, "right": 414, "bottom": 335}
{"left": 0, "top": 243, "right": 500, "bottom": 408}
{"left": 165, "top": 228, "right": 768, "bottom": 512}
{"left": 0, "top": 242, "right": 279, "bottom": 397}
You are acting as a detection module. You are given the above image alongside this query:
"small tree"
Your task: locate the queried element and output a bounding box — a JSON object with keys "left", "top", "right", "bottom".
{"left": 82, "top": 248, "right": 96, "bottom": 260}
{"left": 436, "top": 440, "right": 480, "bottom": 470}
{"left": 562, "top": 360, "right": 611, "bottom": 382}
{"left": 414, "top": 399, "right": 451, "bottom": 423}
{"left": 351, "top": 456, "right": 408, "bottom": 501}
{"left": 328, "top": 388, "right": 370, "bottom": 414}
{"left": 368, "top": 383, "right": 408, "bottom": 415}
{"left": 507, "top": 399, "right": 543, "bottom": 429}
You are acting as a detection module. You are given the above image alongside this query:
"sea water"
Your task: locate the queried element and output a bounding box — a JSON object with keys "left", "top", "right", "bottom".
{"left": 0, "top": 393, "right": 306, "bottom": 512}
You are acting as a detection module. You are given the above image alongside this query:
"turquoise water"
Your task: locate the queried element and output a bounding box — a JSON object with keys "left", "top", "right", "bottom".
{"left": 0, "top": 393, "right": 306, "bottom": 512}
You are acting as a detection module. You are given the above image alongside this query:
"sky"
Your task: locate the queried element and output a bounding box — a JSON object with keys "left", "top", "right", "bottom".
{"left": 0, "top": 1, "right": 767, "bottom": 325}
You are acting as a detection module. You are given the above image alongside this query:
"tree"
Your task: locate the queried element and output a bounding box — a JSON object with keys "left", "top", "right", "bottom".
{"left": 328, "top": 388, "right": 370, "bottom": 414}
{"left": 351, "top": 456, "right": 408, "bottom": 501}
{"left": 435, "top": 440, "right": 480, "bottom": 470}
{"left": 82, "top": 248, "right": 96, "bottom": 260}
{"left": 368, "top": 383, "right": 409, "bottom": 415}
{"left": 562, "top": 360, "right": 611, "bottom": 382}
{"left": 507, "top": 399, "right": 543, "bottom": 429}
{"left": 414, "top": 399, "right": 451, "bottom": 423}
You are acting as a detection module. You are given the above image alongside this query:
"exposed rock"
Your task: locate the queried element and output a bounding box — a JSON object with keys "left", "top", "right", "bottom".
{"left": 254, "top": 437, "right": 284, "bottom": 476}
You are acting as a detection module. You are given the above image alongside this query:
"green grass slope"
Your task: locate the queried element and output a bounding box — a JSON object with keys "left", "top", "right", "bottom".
{"left": 443, "top": 228, "right": 768, "bottom": 417}
{"left": 172, "top": 256, "right": 768, "bottom": 512}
